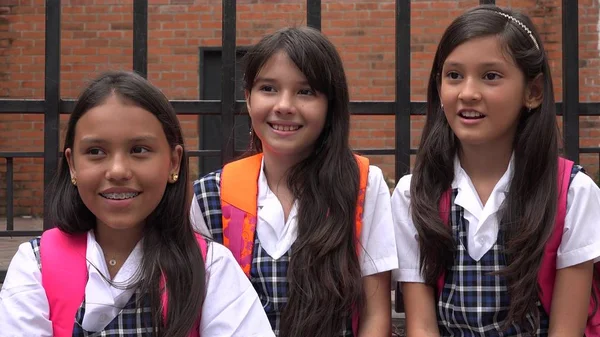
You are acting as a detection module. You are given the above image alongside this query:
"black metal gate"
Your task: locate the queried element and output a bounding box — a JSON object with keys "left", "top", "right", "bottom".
{"left": 0, "top": 0, "right": 597, "bottom": 292}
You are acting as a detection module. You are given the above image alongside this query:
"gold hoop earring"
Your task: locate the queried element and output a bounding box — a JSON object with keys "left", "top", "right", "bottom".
{"left": 71, "top": 176, "right": 77, "bottom": 186}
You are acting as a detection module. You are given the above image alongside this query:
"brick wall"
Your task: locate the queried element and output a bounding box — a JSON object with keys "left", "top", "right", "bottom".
{"left": 1, "top": 0, "right": 599, "bottom": 216}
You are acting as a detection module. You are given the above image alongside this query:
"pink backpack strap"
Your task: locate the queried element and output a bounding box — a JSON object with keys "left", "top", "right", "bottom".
{"left": 436, "top": 190, "right": 452, "bottom": 297}
{"left": 537, "top": 157, "right": 573, "bottom": 316}
{"left": 161, "top": 233, "right": 207, "bottom": 337}
{"left": 40, "top": 228, "right": 88, "bottom": 337}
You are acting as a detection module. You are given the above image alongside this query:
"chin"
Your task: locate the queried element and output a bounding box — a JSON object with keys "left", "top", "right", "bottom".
{"left": 98, "top": 219, "right": 144, "bottom": 231}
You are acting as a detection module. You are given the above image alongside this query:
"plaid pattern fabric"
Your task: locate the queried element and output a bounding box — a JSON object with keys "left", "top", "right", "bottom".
{"left": 30, "top": 237, "right": 41, "bottom": 269}
{"left": 30, "top": 238, "right": 155, "bottom": 336}
{"left": 437, "top": 165, "right": 583, "bottom": 337}
{"left": 193, "top": 171, "right": 353, "bottom": 336}
{"left": 71, "top": 288, "right": 153, "bottom": 337}
{"left": 193, "top": 170, "right": 224, "bottom": 243}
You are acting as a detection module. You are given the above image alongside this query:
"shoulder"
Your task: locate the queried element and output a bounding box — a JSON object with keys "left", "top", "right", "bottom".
{"left": 569, "top": 169, "right": 597, "bottom": 193}
{"left": 203, "top": 241, "right": 241, "bottom": 273}
{"left": 392, "top": 174, "right": 413, "bottom": 200}
{"left": 365, "top": 165, "right": 391, "bottom": 189}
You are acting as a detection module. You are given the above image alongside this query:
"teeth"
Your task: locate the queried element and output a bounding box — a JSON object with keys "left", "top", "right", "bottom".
{"left": 460, "top": 111, "right": 484, "bottom": 118}
{"left": 271, "top": 124, "right": 300, "bottom": 132}
{"left": 101, "top": 192, "right": 139, "bottom": 200}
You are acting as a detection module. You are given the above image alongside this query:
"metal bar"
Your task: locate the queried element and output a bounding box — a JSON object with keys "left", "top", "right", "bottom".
{"left": 0, "top": 231, "right": 44, "bottom": 237}
{"left": 0, "top": 152, "right": 44, "bottom": 158}
{"left": 187, "top": 150, "right": 226, "bottom": 157}
{"left": 220, "top": 0, "right": 236, "bottom": 164}
{"left": 0, "top": 100, "right": 46, "bottom": 113}
{"left": 133, "top": 0, "right": 148, "bottom": 78}
{"left": 480, "top": 0, "right": 495, "bottom": 4}
{"left": 562, "top": 0, "right": 579, "bottom": 161}
{"left": 579, "top": 147, "right": 600, "bottom": 153}
{"left": 44, "top": 0, "right": 61, "bottom": 231}
{"left": 395, "top": 0, "right": 411, "bottom": 182}
{"left": 354, "top": 149, "right": 395, "bottom": 155}
{"left": 307, "top": 0, "right": 321, "bottom": 31}
{"left": 5, "top": 99, "right": 600, "bottom": 116}
{"left": 6, "top": 158, "right": 13, "bottom": 231}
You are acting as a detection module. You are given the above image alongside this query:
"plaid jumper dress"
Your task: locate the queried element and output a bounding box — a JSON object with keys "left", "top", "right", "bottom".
{"left": 30, "top": 238, "right": 155, "bottom": 337}
{"left": 193, "top": 170, "right": 353, "bottom": 336}
{"left": 437, "top": 165, "right": 582, "bottom": 337}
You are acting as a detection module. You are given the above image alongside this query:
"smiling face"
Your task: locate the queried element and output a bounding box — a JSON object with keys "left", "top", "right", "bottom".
{"left": 65, "top": 94, "right": 182, "bottom": 232}
{"left": 246, "top": 50, "right": 328, "bottom": 161}
{"left": 440, "top": 35, "right": 528, "bottom": 149}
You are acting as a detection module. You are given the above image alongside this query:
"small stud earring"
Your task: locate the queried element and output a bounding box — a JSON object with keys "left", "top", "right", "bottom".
{"left": 71, "top": 176, "right": 77, "bottom": 186}
{"left": 170, "top": 172, "right": 179, "bottom": 183}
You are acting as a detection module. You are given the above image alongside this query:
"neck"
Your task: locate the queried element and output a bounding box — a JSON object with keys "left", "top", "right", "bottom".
{"left": 94, "top": 222, "right": 143, "bottom": 259}
{"left": 262, "top": 150, "right": 307, "bottom": 191}
{"left": 458, "top": 142, "right": 513, "bottom": 183}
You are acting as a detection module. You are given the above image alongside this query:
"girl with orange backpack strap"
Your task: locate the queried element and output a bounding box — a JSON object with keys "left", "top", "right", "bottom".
{"left": 190, "top": 27, "right": 399, "bottom": 337}
{"left": 0, "top": 71, "right": 274, "bottom": 337}
{"left": 391, "top": 5, "right": 600, "bottom": 337}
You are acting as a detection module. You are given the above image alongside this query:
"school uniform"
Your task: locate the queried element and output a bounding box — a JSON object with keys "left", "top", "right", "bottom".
{"left": 190, "top": 158, "right": 399, "bottom": 336}
{"left": 0, "top": 230, "right": 275, "bottom": 337}
{"left": 392, "top": 155, "right": 600, "bottom": 336}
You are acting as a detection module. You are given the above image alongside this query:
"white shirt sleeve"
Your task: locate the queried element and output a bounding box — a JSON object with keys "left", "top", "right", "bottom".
{"left": 390, "top": 174, "right": 425, "bottom": 283}
{"left": 557, "top": 171, "right": 600, "bottom": 269}
{"left": 190, "top": 196, "right": 213, "bottom": 238}
{"left": 0, "top": 241, "right": 53, "bottom": 337}
{"left": 200, "top": 242, "right": 275, "bottom": 337}
{"left": 359, "top": 166, "right": 399, "bottom": 276}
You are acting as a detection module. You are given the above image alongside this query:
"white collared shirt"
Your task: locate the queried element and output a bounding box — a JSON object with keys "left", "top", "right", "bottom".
{"left": 392, "top": 156, "right": 600, "bottom": 283}
{"left": 191, "top": 160, "right": 399, "bottom": 277}
{"left": 0, "top": 231, "right": 275, "bottom": 337}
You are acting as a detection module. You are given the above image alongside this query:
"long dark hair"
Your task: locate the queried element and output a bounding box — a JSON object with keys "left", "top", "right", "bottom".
{"left": 411, "top": 5, "right": 559, "bottom": 332}
{"left": 45, "top": 71, "right": 205, "bottom": 337}
{"left": 243, "top": 27, "right": 363, "bottom": 337}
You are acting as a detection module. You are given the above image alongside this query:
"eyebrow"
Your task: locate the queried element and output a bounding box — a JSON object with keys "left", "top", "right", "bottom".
{"left": 79, "top": 135, "right": 159, "bottom": 145}
{"left": 254, "top": 76, "right": 310, "bottom": 86}
{"left": 443, "top": 61, "right": 507, "bottom": 68}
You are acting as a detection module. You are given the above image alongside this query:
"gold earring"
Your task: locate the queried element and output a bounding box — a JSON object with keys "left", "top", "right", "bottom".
{"left": 170, "top": 172, "right": 179, "bottom": 183}
{"left": 71, "top": 176, "right": 77, "bottom": 186}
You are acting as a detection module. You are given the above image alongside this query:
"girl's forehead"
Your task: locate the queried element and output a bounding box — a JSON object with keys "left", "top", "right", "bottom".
{"left": 74, "top": 96, "right": 167, "bottom": 143}
{"left": 442, "top": 36, "right": 516, "bottom": 68}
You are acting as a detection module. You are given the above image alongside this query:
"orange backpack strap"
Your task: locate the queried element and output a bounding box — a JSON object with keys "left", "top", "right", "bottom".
{"left": 352, "top": 154, "right": 369, "bottom": 335}
{"left": 220, "top": 154, "right": 262, "bottom": 276}
{"left": 354, "top": 154, "right": 369, "bottom": 253}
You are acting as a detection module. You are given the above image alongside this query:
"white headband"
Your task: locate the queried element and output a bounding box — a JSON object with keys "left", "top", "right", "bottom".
{"left": 495, "top": 11, "right": 540, "bottom": 50}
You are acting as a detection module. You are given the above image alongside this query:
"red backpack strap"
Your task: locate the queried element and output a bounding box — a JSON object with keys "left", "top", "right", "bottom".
{"left": 220, "top": 154, "right": 262, "bottom": 276}
{"left": 40, "top": 228, "right": 88, "bottom": 337}
{"left": 351, "top": 154, "right": 370, "bottom": 335}
{"left": 436, "top": 189, "right": 452, "bottom": 298}
{"left": 161, "top": 233, "right": 207, "bottom": 337}
{"left": 537, "top": 157, "right": 573, "bottom": 316}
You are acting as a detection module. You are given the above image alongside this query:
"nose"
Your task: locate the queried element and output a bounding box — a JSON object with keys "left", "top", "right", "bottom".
{"left": 274, "top": 91, "right": 295, "bottom": 114}
{"left": 458, "top": 77, "right": 482, "bottom": 102}
{"left": 105, "top": 153, "right": 132, "bottom": 181}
